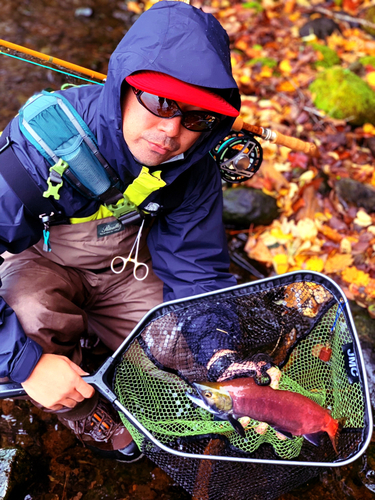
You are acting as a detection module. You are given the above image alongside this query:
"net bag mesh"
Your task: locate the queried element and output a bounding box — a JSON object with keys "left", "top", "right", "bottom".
{"left": 112, "top": 273, "right": 370, "bottom": 500}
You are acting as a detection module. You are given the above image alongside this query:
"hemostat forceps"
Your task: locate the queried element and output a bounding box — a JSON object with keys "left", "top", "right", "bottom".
{"left": 110, "top": 219, "right": 149, "bottom": 281}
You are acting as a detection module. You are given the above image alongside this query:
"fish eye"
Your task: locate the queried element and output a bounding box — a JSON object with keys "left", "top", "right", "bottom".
{"left": 204, "top": 391, "right": 212, "bottom": 398}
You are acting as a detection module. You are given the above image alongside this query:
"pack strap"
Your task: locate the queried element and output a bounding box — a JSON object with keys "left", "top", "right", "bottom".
{"left": 0, "top": 124, "right": 60, "bottom": 219}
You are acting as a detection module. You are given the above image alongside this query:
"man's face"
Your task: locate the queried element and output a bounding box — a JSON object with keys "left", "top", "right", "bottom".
{"left": 122, "top": 87, "right": 203, "bottom": 166}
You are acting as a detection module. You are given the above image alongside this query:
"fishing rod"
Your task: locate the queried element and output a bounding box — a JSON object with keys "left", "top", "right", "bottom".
{"left": 0, "top": 38, "right": 106, "bottom": 85}
{"left": 0, "top": 38, "right": 319, "bottom": 157}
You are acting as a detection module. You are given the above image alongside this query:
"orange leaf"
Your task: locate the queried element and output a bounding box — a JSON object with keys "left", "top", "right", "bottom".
{"left": 245, "top": 239, "right": 273, "bottom": 265}
{"left": 365, "top": 279, "right": 375, "bottom": 299}
{"left": 319, "top": 225, "right": 344, "bottom": 243}
{"left": 276, "top": 80, "right": 296, "bottom": 92}
{"left": 324, "top": 254, "right": 353, "bottom": 274}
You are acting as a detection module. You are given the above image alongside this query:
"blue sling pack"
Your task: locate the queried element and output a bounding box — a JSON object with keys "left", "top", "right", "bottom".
{"left": 19, "top": 90, "right": 124, "bottom": 203}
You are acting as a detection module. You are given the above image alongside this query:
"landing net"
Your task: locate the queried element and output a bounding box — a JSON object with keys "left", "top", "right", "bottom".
{"left": 113, "top": 272, "right": 371, "bottom": 500}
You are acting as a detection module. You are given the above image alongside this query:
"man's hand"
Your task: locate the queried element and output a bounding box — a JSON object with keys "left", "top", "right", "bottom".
{"left": 21, "top": 353, "right": 95, "bottom": 411}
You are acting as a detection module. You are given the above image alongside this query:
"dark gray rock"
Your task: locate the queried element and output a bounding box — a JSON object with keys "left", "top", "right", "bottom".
{"left": 299, "top": 17, "right": 341, "bottom": 40}
{"left": 335, "top": 178, "right": 375, "bottom": 213}
{"left": 223, "top": 187, "right": 279, "bottom": 229}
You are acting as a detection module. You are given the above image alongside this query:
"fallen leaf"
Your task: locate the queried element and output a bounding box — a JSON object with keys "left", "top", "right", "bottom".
{"left": 324, "top": 254, "right": 354, "bottom": 274}
{"left": 342, "top": 266, "right": 370, "bottom": 286}
{"left": 272, "top": 253, "right": 289, "bottom": 274}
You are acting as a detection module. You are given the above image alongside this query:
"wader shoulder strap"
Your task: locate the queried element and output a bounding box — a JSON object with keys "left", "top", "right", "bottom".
{"left": 0, "top": 124, "right": 59, "bottom": 219}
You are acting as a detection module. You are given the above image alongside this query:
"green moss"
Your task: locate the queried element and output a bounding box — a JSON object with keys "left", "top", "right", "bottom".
{"left": 359, "top": 55, "right": 375, "bottom": 69}
{"left": 309, "top": 66, "right": 375, "bottom": 126}
{"left": 311, "top": 43, "right": 340, "bottom": 68}
{"left": 242, "top": 1, "right": 263, "bottom": 12}
{"left": 246, "top": 57, "right": 277, "bottom": 67}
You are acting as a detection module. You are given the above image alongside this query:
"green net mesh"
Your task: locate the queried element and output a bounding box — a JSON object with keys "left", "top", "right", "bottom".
{"left": 112, "top": 274, "right": 370, "bottom": 500}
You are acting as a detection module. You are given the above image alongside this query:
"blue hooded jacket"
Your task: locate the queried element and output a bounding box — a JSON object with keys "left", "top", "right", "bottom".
{"left": 0, "top": 1, "right": 240, "bottom": 383}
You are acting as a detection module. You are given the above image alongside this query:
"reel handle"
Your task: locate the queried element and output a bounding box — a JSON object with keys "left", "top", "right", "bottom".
{"left": 232, "top": 117, "right": 320, "bottom": 158}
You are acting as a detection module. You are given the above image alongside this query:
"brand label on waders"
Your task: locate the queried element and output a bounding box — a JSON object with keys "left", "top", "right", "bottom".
{"left": 97, "top": 220, "right": 125, "bottom": 238}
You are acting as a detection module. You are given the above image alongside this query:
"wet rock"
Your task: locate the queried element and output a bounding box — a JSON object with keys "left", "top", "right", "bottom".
{"left": 334, "top": 178, "right": 375, "bottom": 213}
{"left": 223, "top": 187, "right": 279, "bottom": 228}
{"left": 309, "top": 67, "right": 375, "bottom": 126}
{"left": 0, "top": 447, "right": 32, "bottom": 500}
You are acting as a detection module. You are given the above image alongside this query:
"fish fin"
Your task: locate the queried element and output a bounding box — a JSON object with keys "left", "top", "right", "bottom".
{"left": 303, "top": 432, "right": 324, "bottom": 447}
{"left": 272, "top": 427, "right": 294, "bottom": 440}
{"left": 228, "top": 415, "right": 246, "bottom": 438}
{"left": 329, "top": 417, "right": 346, "bottom": 454}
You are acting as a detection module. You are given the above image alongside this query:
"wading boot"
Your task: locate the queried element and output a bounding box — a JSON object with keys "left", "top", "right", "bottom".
{"left": 57, "top": 392, "right": 143, "bottom": 462}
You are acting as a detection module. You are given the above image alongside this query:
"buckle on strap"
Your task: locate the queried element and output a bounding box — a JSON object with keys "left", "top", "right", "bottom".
{"left": 105, "top": 193, "right": 144, "bottom": 226}
{"left": 43, "top": 159, "right": 69, "bottom": 200}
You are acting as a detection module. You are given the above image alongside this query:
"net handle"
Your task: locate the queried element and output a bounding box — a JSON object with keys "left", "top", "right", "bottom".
{"left": 0, "top": 355, "right": 117, "bottom": 401}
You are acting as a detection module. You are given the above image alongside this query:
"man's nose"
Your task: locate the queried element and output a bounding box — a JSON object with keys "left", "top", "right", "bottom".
{"left": 157, "top": 116, "right": 183, "bottom": 137}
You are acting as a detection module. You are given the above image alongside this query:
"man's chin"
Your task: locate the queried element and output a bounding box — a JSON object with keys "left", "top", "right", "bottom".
{"left": 131, "top": 150, "right": 174, "bottom": 167}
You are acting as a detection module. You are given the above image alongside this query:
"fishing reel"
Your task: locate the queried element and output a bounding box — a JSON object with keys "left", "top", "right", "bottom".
{"left": 211, "top": 131, "right": 263, "bottom": 184}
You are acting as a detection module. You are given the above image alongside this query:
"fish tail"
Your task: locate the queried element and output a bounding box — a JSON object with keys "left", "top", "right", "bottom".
{"left": 327, "top": 417, "right": 345, "bottom": 454}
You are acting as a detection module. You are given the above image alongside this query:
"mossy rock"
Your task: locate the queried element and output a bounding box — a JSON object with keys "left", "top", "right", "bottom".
{"left": 311, "top": 43, "right": 340, "bottom": 69}
{"left": 309, "top": 67, "right": 375, "bottom": 126}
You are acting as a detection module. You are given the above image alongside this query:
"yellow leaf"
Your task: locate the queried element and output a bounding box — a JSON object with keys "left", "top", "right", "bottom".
{"left": 272, "top": 253, "right": 289, "bottom": 274}
{"left": 270, "top": 227, "right": 293, "bottom": 244}
{"left": 279, "top": 59, "right": 292, "bottom": 74}
{"left": 239, "top": 74, "right": 252, "bottom": 85}
{"left": 342, "top": 266, "right": 370, "bottom": 287}
{"left": 259, "top": 66, "right": 273, "bottom": 78}
{"left": 305, "top": 256, "right": 325, "bottom": 272}
{"left": 325, "top": 253, "right": 353, "bottom": 274}
{"left": 366, "top": 72, "right": 375, "bottom": 89}
{"left": 363, "top": 123, "right": 375, "bottom": 135}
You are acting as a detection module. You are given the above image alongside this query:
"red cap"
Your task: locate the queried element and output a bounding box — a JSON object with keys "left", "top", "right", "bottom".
{"left": 125, "top": 71, "right": 239, "bottom": 117}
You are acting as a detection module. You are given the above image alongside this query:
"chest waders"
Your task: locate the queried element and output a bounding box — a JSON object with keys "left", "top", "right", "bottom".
{"left": 0, "top": 89, "right": 167, "bottom": 251}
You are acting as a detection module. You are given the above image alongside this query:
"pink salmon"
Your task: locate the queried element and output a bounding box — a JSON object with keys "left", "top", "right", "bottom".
{"left": 186, "top": 377, "right": 340, "bottom": 452}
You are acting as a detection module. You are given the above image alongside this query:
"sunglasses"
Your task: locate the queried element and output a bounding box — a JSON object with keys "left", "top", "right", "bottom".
{"left": 132, "top": 87, "right": 223, "bottom": 132}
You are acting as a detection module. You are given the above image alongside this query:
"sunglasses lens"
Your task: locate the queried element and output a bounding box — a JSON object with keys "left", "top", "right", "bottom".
{"left": 182, "top": 113, "right": 220, "bottom": 131}
{"left": 134, "top": 89, "right": 221, "bottom": 132}
{"left": 140, "top": 93, "right": 179, "bottom": 118}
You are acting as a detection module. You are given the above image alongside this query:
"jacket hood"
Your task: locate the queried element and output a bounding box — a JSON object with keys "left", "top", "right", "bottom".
{"left": 95, "top": 1, "right": 241, "bottom": 183}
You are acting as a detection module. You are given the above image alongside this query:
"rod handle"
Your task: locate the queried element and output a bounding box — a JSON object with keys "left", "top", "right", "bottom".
{"left": 232, "top": 117, "right": 320, "bottom": 158}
